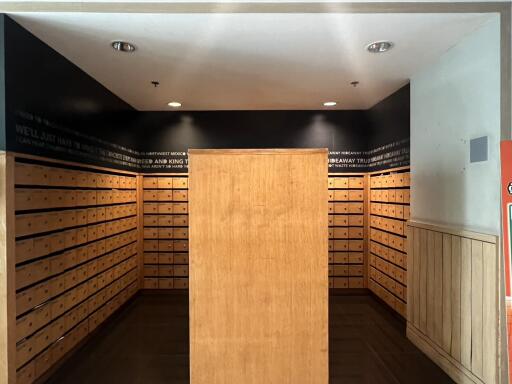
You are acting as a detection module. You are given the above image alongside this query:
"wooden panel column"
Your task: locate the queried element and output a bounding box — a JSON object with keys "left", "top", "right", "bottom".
{"left": 189, "top": 149, "right": 328, "bottom": 384}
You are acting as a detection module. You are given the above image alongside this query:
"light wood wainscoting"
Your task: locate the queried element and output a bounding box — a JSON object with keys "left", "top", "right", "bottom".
{"left": 407, "top": 221, "right": 501, "bottom": 384}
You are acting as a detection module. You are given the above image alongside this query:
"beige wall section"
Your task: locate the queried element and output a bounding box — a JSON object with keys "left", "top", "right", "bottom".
{"left": 410, "top": 17, "right": 501, "bottom": 235}
{"left": 188, "top": 149, "right": 328, "bottom": 384}
{"left": 407, "top": 221, "right": 500, "bottom": 384}
{"left": 0, "top": 151, "right": 16, "bottom": 384}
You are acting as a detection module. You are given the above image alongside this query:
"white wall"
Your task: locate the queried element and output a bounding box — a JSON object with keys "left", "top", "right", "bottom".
{"left": 410, "top": 17, "right": 501, "bottom": 235}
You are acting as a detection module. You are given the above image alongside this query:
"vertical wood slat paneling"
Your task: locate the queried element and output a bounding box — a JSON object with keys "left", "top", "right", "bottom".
{"left": 406, "top": 221, "right": 499, "bottom": 384}
{"left": 482, "top": 242, "right": 497, "bottom": 384}
{"left": 419, "top": 229, "right": 428, "bottom": 333}
{"left": 460, "top": 237, "right": 472, "bottom": 370}
{"left": 471, "top": 240, "right": 483, "bottom": 378}
{"left": 426, "top": 230, "right": 435, "bottom": 340}
{"left": 433, "top": 232, "right": 443, "bottom": 346}
{"left": 451, "top": 235, "right": 462, "bottom": 362}
{"left": 442, "top": 234, "right": 452, "bottom": 354}
{"left": 413, "top": 227, "right": 421, "bottom": 329}
{"left": 407, "top": 226, "right": 414, "bottom": 322}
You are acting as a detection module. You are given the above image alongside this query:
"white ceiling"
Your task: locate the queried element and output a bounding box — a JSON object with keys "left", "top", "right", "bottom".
{"left": 3, "top": 0, "right": 510, "bottom": 3}
{"left": 11, "top": 12, "right": 493, "bottom": 110}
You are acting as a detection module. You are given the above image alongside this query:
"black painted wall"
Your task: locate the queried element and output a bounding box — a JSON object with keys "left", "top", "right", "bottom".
{"left": 366, "top": 84, "right": 410, "bottom": 171}
{"left": 2, "top": 15, "right": 409, "bottom": 173}
{"left": 130, "top": 110, "right": 373, "bottom": 172}
{"left": 4, "top": 16, "right": 139, "bottom": 170}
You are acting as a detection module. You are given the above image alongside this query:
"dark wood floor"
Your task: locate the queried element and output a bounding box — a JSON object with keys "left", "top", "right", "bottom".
{"left": 44, "top": 293, "right": 454, "bottom": 384}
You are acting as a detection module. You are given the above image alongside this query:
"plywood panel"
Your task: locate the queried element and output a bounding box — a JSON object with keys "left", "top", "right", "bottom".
{"left": 189, "top": 149, "right": 328, "bottom": 384}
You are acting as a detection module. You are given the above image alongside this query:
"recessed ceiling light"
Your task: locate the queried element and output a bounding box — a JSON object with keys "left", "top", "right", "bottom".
{"left": 111, "top": 41, "right": 136, "bottom": 53}
{"left": 168, "top": 101, "right": 182, "bottom": 108}
{"left": 323, "top": 101, "right": 337, "bottom": 107}
{"left": 366, "top": 41, "right": 393, "bottom": 53}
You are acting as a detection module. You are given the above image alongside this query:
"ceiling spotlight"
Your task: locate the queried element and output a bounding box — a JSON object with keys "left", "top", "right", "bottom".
{"left": 168, "top": 101, "right": 182, "bottom": 108}
{"left": 366, "top": 41, "right": 393, "bottom": 53}
{"left": 111, "top": 41, "right": 136, "bottom": 53}
{"left": 323, "top": 101, "right": 337, "bottom": 107}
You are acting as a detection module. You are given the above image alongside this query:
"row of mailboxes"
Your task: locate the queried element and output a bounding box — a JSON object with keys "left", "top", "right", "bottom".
{"left": 370, "top": 228, "right": 406, "bottom": 252}
{"left": 370, "top": 202, "right": 410, "bottom": 220}
{"left": 143, "top": 203, "right": 188, "bottom": 214}
{"left": 15, "top": 207, "right": 137, "bottom": 237}
{"left": 16, "top": 231, "right": 136, "bottom": 292}
{"left": 16, "top": 189, "right": 136, "bottom": 211}
{"left": 15, "top": 162, "right": 137, "bottom": 189}
{"left": 328, "top": 227, "right": 363, "bottom": 239}
{"left": 142, "top": 176, "right": 189, "bottom": 290}
{"left": 369, "top": 264, "right": 406, "bottom": 302}
{"left": 370, "top": 215, "right": 406, "bottom": 236}
{"left": 143, "top": 177, "right": 188, "bottom": 189}
{"left": 328, "top": 264, "right": 363, "bottom": 277}
{"left": 328, "top": 174, "right": 364, "bottom": 287}
{"left": 143, "top": 215, "right": 188, "bottom": 227}
{"left": 16, "top": 220, "right": 136, "bottom": 267}
{"left": 369, "top": 254, "right": 406, "bottom": 286}
{"left": 328, "top": 177, "right": 364, "bottom": 189}
{"left": 370, "top": 172, "right": 410, "bottom": 188}
{"left": 16, "top": 279, "right": 137, "bottom": 383}
{"left": 328, "top": 189, "right": 364, "bottom": 202}
{"left": 328, "top": 215, "right": 363, "bottom": 227}
{"left": 328, "top": 252, "right": 363, "bottom": 265}
{"left": 370, "top": 241, "right": 407, "bottom": 269}
{"left": 143, "top": 277, "right": 189, "bottom": 290}
{"left": 16, "top": 248, "right": 137, "bottom": 318}
{"left": 368, "top": 169, "right": 410, "bottom": 315}
{"left": 143, "top": 228, "right": 188, "bottom": 239}
{"left": 328, "top": 202, "right": 364, "bottom": 215}
{"left": 370, "top": 189, "right": 410, "bottom": 203}
{"left": 329, "top": 277, "right": 364, "bottom": 289}
{"left": 143, "top": 265, "right": 189, "bottom": 277}
{"left": 143, "top": 253, "right": 188, "bottom": 265}
{"left": 368, "top": 279, "right": 406, "bottom": 318}
{"left": 143, "top": 190, "right": 187, "bottom": 201}
{"left": 16, "top": 259, "right": 137, "bottom": 369}
{"left": 328, "top": 240, "right": 363, "bottom": 252}
{"left": 143, "top": 240, "right": 189, "bottom": 252}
